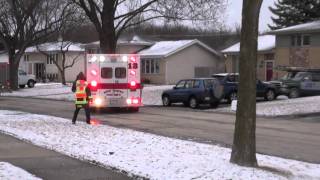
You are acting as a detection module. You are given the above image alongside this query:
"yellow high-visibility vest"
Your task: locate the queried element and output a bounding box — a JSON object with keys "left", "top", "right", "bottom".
{"left": 75, "top": 80, "right": 88, "bottom": 105}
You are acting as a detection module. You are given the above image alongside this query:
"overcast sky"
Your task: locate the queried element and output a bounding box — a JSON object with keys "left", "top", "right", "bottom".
{"left": 225, "top": 0, "right": 276, "bottom": 32}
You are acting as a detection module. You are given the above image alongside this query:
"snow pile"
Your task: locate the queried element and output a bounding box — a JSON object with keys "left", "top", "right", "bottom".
{"left": 0, "top": 162, "right": 41, "bottom": 180}
{"left": 0, "top": 110, "right": 319, "bottom": 180}
{"left": 142, "top": 85, "right": 174, "bottom": 105}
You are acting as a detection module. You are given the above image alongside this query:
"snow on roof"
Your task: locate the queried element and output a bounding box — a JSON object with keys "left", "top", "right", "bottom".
{"left": 25, "top": 42, "right": 84, "bottom": 53}
{"left": 222, "top": 35, "right": 275, "bottom": 54}
{"left": 138, "top": 39, "right": 220, "bottom": 58}
{"left": 270, "top": 20, "right": 320, "bottom": 35}
{"left": 84, "top": 35, "right": 154, "bottom": 48}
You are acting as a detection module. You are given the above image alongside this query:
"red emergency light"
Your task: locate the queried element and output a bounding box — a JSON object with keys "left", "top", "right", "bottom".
{"left": 130, "top": 70, "right": 136, "bottom": 76}
{"left": 91, "top": 80, "right": 98, "bottom": 87}
{"left": 126, "top": 98, "right": 140, "bottom": 105}
{"left": 91, "top": 70, "right": 97, "bottom": 76}
{"left": 130, "top": 56, "right": 136, "bottom": 62}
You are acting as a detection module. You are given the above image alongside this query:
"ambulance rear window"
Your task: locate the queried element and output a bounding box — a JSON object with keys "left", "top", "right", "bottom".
{"left": 101, "top": 67, "right": 112, "bottom": 79}
{"left": 115, "top": 67, "right": 126, "bottom": 79}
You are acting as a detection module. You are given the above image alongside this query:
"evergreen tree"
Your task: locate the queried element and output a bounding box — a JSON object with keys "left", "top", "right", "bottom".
{"left": 269, "top": 0, "right": 320, "bottom": 30}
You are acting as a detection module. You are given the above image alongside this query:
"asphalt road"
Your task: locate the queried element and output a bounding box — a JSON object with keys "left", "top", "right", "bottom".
{"left": 1, "top": 96, "right": 320, "bottom": 164}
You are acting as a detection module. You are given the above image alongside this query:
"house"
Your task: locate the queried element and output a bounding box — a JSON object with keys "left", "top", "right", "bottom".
{"left": 138, "top": 39, "right": 223, "bottom": 84}
{"left": 22, "top": 42, "right": 85, "bottom": 82}
{"left": 84, "top": 35, "right": 224, "bottom": 85}
{"left": 269, "top": 20, "right": 320, "bottom": 78}
{"left": 84, "top": 35, "right": 154, "bottom": 54}
{"left": 222, "top": 35, "right": 276, "bottom": 81}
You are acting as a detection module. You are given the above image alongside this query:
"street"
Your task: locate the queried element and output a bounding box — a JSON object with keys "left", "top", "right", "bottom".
{"left": 1, "top": 96, "right": 320, "bottom": 164}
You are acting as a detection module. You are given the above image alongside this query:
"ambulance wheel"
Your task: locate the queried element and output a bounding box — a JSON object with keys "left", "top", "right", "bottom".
{"left": 19, "top": 85, "right": 25, "bottom": 88}
{"left": 129, "top": 107, "right": 139, "bottom": 112}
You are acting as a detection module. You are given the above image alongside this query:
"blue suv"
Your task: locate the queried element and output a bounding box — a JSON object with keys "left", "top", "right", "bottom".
{"left": 161, "top": 78, "right": 223, "bottom": 109}
{"left": 212, "top": 73, "right": 278, "bottom": 103}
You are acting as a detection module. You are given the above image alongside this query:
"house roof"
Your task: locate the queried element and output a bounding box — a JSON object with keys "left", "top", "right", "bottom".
{"left": 138, "top": 39, "right": 220, "bottom": 58}
{"left": 222, "top": 35, "right": 275, "bottom": 54}
{"left": 269, "top": 20, "right": 320, "bottom": 35}
{"left": 25, "top": 42, "right": 84, "bottom": 53}
{"left": 84, "top": 35, "right": 154, "bottom": 48}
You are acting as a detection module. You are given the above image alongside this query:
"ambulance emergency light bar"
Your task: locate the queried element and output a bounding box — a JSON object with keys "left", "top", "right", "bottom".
{"left": 88, "top": 54, "right": 137, "bottom": 63}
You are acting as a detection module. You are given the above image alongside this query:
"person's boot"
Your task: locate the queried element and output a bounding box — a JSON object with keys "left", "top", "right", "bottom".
{"left": 86, "top": 120, "right": 91, "bottom": 124}
{"left": 72, "top": 121, "right": 76, "bottom": 125}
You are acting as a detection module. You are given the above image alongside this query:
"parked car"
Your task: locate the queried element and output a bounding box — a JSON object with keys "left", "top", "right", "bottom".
{"left": 162, "top": 78, "right": 223, "bottom": 109}
{"left": 212, "top": 73, "right": 278, "bottom": 102}
{"left": 270, "top": 68, "right": 320, "bottom": 98}
{"left": 18, "top": 69, "right": 36, "bottom": 88}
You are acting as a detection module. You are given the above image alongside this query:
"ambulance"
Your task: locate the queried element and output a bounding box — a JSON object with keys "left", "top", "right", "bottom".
{"left": 86, "top": 54, "right": 142, "bottom": 111}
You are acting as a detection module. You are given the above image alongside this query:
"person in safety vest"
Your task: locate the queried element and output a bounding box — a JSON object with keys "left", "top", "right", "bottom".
{"left": 71, "top": 72, "right": 92, "bottom": 124}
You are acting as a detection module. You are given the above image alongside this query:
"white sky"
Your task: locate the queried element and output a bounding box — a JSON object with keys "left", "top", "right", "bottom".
{"left": 225, "top": 0, "right": 276, "bottom": 32}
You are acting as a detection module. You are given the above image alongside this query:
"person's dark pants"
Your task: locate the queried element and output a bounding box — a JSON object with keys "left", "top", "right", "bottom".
{"left": 72, "top": 104, "right": 91, "bottom": 124}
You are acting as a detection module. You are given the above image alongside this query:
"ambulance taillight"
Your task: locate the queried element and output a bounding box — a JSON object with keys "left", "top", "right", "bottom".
{"left": 91, "top": 80, "right": 98, "bottom": 87}
{"left": 129, "top": 80, "right": 137, "bottom": 91}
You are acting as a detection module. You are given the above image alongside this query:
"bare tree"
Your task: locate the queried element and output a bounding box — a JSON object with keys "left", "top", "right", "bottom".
{"left": 71, "top": 0, "right": 225, "bottom": 53}
{"left": 230, "top": 0, "right": 263, "bottom": 167}
{"left": 0, "top": 0, "right": 73, "bottom": 90}
{"left": 36, "top": 42, "right": 83, "bottom": 85}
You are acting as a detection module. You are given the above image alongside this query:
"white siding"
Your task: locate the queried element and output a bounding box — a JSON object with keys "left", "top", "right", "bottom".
{"left": 165, "top": 44, "right": 223, "bottom": 84}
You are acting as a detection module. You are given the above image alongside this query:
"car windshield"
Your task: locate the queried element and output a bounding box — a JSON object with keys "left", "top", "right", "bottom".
{"left": 292, "top": 72, "right": 310, "bottom": 81}
{"left": 281, "top": 72, "right": 296, "bottom": 80}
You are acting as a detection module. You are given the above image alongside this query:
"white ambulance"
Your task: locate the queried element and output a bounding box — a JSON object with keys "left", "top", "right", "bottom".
{"left": 86, "top": 54, "right": 142, "bottom": 111}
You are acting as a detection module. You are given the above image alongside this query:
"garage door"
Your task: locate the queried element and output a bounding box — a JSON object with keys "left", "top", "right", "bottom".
{"left": 194, "top": 67, "right": 216, "bottom": 78}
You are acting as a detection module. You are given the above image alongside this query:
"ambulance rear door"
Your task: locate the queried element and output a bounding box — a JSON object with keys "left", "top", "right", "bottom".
{"left": 100, "top": 55, "right": 128, "bottom": 107}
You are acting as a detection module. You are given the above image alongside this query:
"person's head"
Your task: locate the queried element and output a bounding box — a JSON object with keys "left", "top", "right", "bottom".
{"left": 76, "top": 72, "right": 86, "bottom": 81}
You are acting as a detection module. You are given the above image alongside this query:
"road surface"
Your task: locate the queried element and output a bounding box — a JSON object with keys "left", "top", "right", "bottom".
{"left": 1, "top": 96, "right": 320, "bottom": 164}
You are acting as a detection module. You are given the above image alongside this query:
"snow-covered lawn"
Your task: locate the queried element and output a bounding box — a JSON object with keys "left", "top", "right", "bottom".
{"left": 212, "top": 95, "right": 320, "bottom": 117}
{"left": 2, "top": 83, "right": 173, "bottom": 105}
{"left": 0, "top": 162, "right": 41, "bottom": 180}
{"left": 0, "top": 110, "right": 319, "bottom": 180}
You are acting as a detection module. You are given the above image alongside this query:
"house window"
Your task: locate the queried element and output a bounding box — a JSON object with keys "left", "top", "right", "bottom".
{"left": 24, "top": 55, "right": 29, "bottom": 62}
{"left": 291, "top": 35, "right": 311, "bottom": 46}
{"left": 142, "top": 59, "right": 160, "bottom": 74}
{"left": 264, "top": 53, "right": 274, "bottom": 60}
{"left": 47, "top": 54, "right": 58, "bottom": 65}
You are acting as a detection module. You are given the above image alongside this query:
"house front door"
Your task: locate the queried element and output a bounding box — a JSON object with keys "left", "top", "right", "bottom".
{"left": 265, "top": 61, "right": 274, "bottom": 81}
{"left": 35, "top": 63, "right": 45, "bottom": 81}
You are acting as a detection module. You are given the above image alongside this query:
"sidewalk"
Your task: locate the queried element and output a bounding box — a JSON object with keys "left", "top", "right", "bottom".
{"left": 0, "top": 133, "right": 131, "bottom": 180}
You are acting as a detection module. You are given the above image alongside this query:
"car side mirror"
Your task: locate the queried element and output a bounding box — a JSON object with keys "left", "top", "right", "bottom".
{"left": 173, "top": 86, "right": 178, "bottom": 90}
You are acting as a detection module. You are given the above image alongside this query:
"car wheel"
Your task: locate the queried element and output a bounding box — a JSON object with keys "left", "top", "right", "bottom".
{"left": 289, "top": 88, "right": 300, "bottom": 98}
{"left": 189, "top": 97, "right": 198, "bottom": 109}
{"left": 27, "top": 80, "right": 35, "bottom": 88}
{"left": 19, "top": 85, "right": 25, "bottom": 88}
{"left": 264, "top": 89, "right": 275, "bottom": 101}
{"left": 228, "top": 92, "right": 237, "bottom": 103}
{"left": 162, "top": 95, "right": 171, "bottom": 106}
{"left": 210, "top": 101, "right": 219, "bottom": 108}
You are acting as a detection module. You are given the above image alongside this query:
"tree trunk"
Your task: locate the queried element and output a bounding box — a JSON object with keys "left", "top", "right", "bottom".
{"left": 100, "top": 1, "right": 117, "bottom": 54}
{"left": 60, "top": 69, "right": 66, "bottom": 85}
{"left": 230, "top": 0, "right": 263, "bottom": 167}
{"left": 8, "top": 50, "right": 19, "bottom": 90}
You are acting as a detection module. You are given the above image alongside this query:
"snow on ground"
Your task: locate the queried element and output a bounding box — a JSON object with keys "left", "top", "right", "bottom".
{"left": 0, "top": 110, "right": 320, "bottom": 180}
{"left": 2, "top": 83, "right": 173, "bottom": 105}
{"left": 211, "top": 95, "right": 320, "bottom": 117}
{"left": 4, "top": 83, "right": 320, "bottom": 116}
{"left": 0, "top": 162, "right": 41, "bottom": 180}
